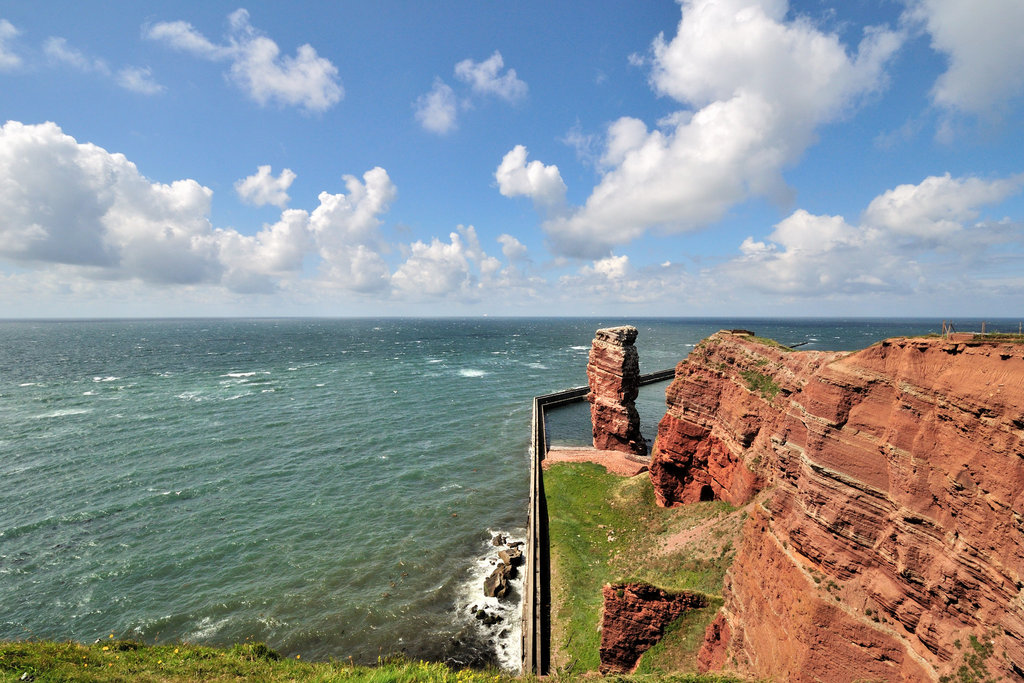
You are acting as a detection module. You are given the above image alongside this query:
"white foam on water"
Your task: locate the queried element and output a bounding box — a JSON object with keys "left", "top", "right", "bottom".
{"left": 458, "top": 369, "right": 487, "bottom": 378}
{"left": 19, "top": 382, "right": 40, "bottom": 387}
{"left": 83, "top": 391, "right": 96, "bottom": 396}
{"left": 455, "top": 529, "right": 526, "bottom": 671}
{"left": 187, "top": 615, "right": 233, "bottom": 640}
{"left": 92, "top": 376, "right": 120, "bottom": 382}
{"left": 35, "top": 408, "right": 92, "bottom": 419}
{"left": 526, "top": 362, "right": 548, "bottom": 370}
{"left": 222, "top": 372, "right": 259, "bottom": 378}
{"left": 569, "top": 345, "right": 589, "bottom": 351}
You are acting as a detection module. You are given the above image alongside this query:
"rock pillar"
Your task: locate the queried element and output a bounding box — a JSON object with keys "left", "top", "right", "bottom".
{"left": 586, "top": 325, "right": 647, "bottom": 455}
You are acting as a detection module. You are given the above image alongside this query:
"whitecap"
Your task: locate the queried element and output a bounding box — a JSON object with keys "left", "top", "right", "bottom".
{"left": 458, "top": 369, "right": 487, "bottom": 378}
{"left": 569, "top": 345, "right": 589, "bottom": 351}
{"left": 35, "top": 408, "right": 92, "bottom": 419}
{"left": 222, "top": 372, "right": 258, "bottom": 378}
{"left": 187, "top": 615, "right": 233, "bottom": 640}
{"left": 427, "top": 359, "right": 443, "bottom": 364}
{"left": 92, "top": 376, "right": 120, "bottom": 382}
{"left": 83, "top": 391, "right": 96, "bottom": 396}
{"left": 19, "top": 382, "right": 39, "bottom": 387}
{"left": 526, "top": 362, "right": 548, "bottom": 370}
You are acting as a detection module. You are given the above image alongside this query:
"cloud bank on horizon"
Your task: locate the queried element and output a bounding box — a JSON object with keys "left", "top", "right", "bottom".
{"left": 0, "top": 0, "right": 1022, "bottom": 318}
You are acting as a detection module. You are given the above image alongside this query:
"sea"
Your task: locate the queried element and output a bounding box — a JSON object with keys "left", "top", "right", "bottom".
{"left": 1, "top": 317, "right": 1015, "bottom": 669}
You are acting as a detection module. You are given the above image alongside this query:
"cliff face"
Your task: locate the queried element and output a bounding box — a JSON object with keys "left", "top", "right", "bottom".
{"left": 587, "top": 326, "right": 647, "bottom": 455}
{"left": 650, "top": 332, "right": 1024, "bottom": 681}
{"left": 599, "top": 582, "right": 708, "bottom": 673}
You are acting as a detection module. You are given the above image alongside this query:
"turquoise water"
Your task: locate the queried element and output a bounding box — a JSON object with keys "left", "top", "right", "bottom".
{"left": 0, "top": 317, "right": 999, "bottom": 667}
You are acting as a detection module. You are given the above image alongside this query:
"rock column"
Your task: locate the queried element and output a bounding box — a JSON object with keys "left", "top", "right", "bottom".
{"left": 586, "top": 325, "right": 647, "bottom": 455}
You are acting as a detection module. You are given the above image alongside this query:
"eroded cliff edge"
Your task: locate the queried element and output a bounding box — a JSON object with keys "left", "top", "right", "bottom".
{"left": 649, "top": 331, "right": 1024, "bottom": 681}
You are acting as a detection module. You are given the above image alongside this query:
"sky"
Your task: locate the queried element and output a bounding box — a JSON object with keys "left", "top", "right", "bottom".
{"left": 1, "top": 0, "right": 1023, "bottom": 318}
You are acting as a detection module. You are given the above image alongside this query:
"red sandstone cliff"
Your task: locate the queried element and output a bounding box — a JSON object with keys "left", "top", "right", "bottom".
{"left": 649, "top": 331, "right": 1024, "bottom": 681}
{"left": 587, "top": 325, "right": 647, "bottom": 455}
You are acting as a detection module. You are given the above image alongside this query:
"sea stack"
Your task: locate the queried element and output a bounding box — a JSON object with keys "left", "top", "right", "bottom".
{"left": 586, "top": 325, "right": 647, "bottom": 455}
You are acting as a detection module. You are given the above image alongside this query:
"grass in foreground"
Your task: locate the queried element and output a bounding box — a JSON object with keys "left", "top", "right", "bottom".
{"left": 1, "top": 639, "right": 747, "bottom": 682}
{"left": 0, "top": 640, "right": 512, "bottom": 683}
{"left": 544, "top": 462, "right": 745, "bottom": 676}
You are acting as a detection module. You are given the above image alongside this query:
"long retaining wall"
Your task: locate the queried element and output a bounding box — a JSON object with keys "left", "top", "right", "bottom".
{"left": 521, "top": 367, "right": 675, "bottom": 674}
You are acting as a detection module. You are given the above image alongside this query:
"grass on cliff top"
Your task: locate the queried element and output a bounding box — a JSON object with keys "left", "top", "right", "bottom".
{"left": 0, "top": 639, "right": 744, "bottom": 682}
{"left": 544, "top": 462, "right": 745, "bottom": 677}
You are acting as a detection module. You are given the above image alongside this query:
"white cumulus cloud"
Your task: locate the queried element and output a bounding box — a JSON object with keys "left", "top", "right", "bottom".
{"left": 495, "top": 145, "right": 566, "bottom": 212}
{"left": 415, "top": 51, "right": 527, "bottom": 134}
{"left": 44, "top": 37, "right": 164, "bottom": 95}
{"left": 721, "top": 173, "right": 1024, "bottom": 296}
{"left": 391, "top": 225, "right": 498, "bottom": 300}
{"left": 0, "top": 19, "right": 22, "bottom": 70}
{"left": 235, "top": 165, "right": 297, "bottom": 208}
{"left": 906, "top": 0, "right": 1024, "bottom": 116}
{"left": 0, "top": 121, "right": 403, "bottom": 295}
{"left": 863, "top": 172, "right": 1024, "bottom": 239}
{"left": 454, "top": 51, "right": 527, "bottom": 102}
{"left": 539, "top": 0, "right": 901, "bottom": 257}
{"left": 497, "top": 233, "right": 528, "bottom": 261}
{"left": 146, "top": 8, "right": 342, "bottom": 112}
{"left": 115, "top": 66, "right": 165, "bottom": 95}
{"left": 309, "top": 167, "right": 397, "bottom": 291}
{"left": 414, "top": 78, "right": 458, "bottom": 134}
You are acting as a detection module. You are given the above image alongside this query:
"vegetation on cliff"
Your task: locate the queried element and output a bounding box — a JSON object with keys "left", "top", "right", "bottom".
{"left": 544, "top": 462, "right": 746, "bottom": 676}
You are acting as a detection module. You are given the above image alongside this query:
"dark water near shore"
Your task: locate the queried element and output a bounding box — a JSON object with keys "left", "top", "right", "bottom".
{"left": 1, "top": 317, "right": 1010, "bottom": 668}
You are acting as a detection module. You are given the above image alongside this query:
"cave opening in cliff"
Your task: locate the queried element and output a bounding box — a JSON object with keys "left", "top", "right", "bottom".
{"left": 699, "top": 484, "right": 715, "bottom": 502}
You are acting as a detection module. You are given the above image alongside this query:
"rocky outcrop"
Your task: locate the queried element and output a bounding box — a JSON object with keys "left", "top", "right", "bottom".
{"left": 483, "top": 534, "right": 522, "bottom": 600}
{"left": 599, "top": 582, "right": 708, "bottom": 673}
{"left": 649, "top": 331, "right": 1024, "bottom": 681}
{"left": 587, "top": 326, "right": 647, "bottom": 455}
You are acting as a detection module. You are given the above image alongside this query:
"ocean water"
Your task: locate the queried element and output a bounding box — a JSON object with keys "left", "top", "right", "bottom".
{"left": 0, "top": 317, "right": 1006, "bottom": 668}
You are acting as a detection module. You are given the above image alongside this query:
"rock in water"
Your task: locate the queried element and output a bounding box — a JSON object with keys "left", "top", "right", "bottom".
{"left": 483, "top": 563, "right": 511, "bottom": 599}
{"left": 498, "top": 547, "right": 522, "bottom": 567}
{"left": 586, "top": 326, "right": 647, "bottom": 455}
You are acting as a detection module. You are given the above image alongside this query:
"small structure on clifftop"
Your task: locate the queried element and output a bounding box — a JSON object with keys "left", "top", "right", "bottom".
{"left": 586, "top": 325, "right": 647, "bottom": 455}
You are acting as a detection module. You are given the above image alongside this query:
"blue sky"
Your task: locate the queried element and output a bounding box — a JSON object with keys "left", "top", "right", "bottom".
{"left": 1, "top": 0, "right": 1023, "bottom": 317}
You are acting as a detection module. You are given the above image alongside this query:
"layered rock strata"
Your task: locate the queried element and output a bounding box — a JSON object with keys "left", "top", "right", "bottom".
{"left": 649, "top": 331, "right": 1024, "bottom": 681}
{"left": 599, "top": 582, "right": 708, "bottom": 673}
{"left": 587, "top": 325, "right": 646, "bottom": 455}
